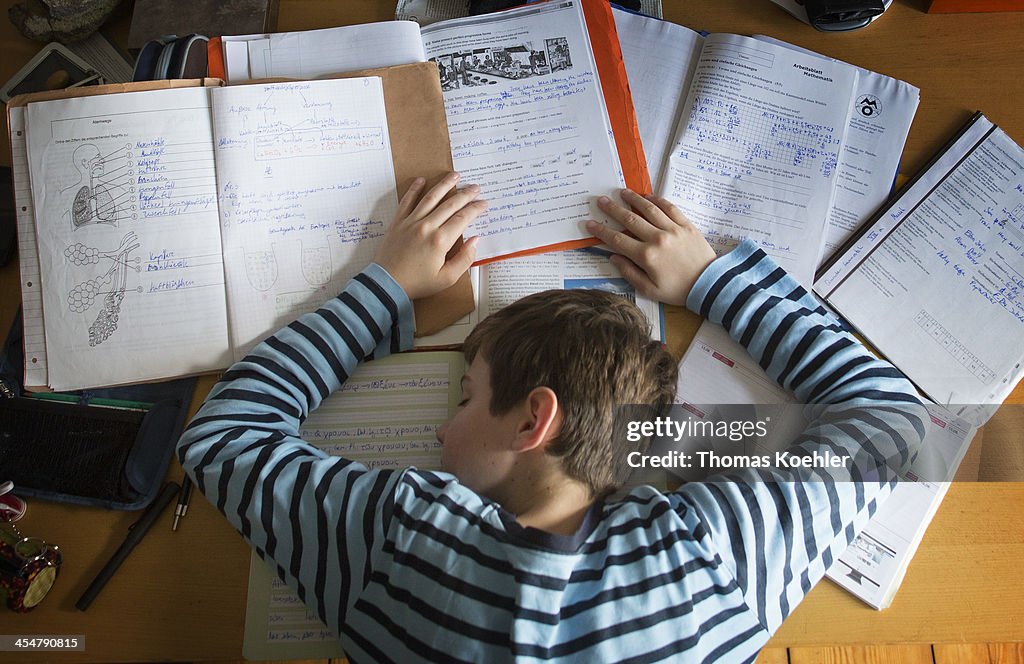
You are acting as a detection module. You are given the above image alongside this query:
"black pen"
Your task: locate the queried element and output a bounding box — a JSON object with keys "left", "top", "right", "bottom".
{"left": 172, "top": 475, "right": 193, "bottom": 532}
{"left": 75, "top": 481, "right": 179, "bottom": 611}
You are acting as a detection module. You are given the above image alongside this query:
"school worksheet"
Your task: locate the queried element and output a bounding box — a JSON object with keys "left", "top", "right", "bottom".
{"left": 660, "top": 34, "right": 857, "bottom": 284}
{"left": 816, "top": 115, "right": 1024, "bottom": 410}
{"left": 418, "top": 0, "right": 624, "bottom": 260}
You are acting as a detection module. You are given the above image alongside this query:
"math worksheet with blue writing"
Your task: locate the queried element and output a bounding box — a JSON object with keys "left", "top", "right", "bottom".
{"left": 26, "top": 87, "right": 231, "bottom": 390}
{"left": 419, "top": 0, "right": 625, "bottom": 261}
{"left": 660, "top": 34, "right": 858, "bottom": 285}
{"left": 209, "top": 78, "right": 398, "bottom": 359}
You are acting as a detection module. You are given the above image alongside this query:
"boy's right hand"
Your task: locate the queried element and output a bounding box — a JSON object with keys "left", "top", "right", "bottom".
{"left": 373, "top": 172, "right": 485, "bottom": 301}
{"left": 586, "top": 190, "right": 717, "bottom": 307}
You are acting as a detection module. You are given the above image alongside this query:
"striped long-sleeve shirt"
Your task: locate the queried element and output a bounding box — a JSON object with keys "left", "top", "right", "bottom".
{"left": 177, "top": 239, "right": 926, "bottom": 663}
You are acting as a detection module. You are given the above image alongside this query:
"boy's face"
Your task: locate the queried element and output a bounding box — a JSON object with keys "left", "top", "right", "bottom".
{"left": 437, "top": 355, "right": 521, "bottom": 496}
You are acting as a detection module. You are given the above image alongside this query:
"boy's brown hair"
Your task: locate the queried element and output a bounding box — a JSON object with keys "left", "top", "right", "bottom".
{"left": 463, "top": 289, "right": 677, "bottom": 497}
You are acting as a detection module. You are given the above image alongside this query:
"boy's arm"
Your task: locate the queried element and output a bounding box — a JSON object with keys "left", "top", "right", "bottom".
{"left": 588, "top": 192, "right": 926, "bottom": 633}
{"left": 677, "top": 239, "right": 924, "bottom": 631}
{"left": 177, "top": 264, "right": 412, "bottom": 629}
{"left": 176, "top": 174, "right": 483, "bottom": 631}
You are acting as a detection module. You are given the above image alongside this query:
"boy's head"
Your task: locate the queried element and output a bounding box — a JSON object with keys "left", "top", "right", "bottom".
{"left": 439, "top": 289, "right": 677, "bottom": 498}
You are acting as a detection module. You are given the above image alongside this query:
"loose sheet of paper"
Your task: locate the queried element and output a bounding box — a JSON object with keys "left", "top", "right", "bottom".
{"left": 223, "top": 21, "right": 427, "bottom": 83}
{"left": 210, "top": 78, "right": 398, "bottom": 359}
{"left": 819, "top": 121, "right": 1024, "bottom": 407}
{"left": 419, "top": 0, "right": 625, "bottom": 260}
{"left": 25, "top": 87, "right": 231, "bottom": 390}
{"left": 611, "top": 8, "right": 703, "bottom": 187}
{"left": 661, "top": 34, "right": 857, "bottom": 284}
{"left": 753, "top": 36, "right": 919, "bottom": 263}
{"left": 675, "top": 322, "right": 976, "bottom": 608}
{"left": 827, "top": 407, "right": 975, "bottom": 609}
{"left": 396, "top": 0, "right": 665, "bottom": 26}
{"left": 242, "top": 351, "right": 463, "bottom": 661}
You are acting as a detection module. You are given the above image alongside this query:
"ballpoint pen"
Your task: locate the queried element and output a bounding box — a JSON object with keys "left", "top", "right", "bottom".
{"left": 171, "top": 475, "right": 193, "bottom": 532}
{"left": 75, "top": 481, "right": 179, "bottom": 611}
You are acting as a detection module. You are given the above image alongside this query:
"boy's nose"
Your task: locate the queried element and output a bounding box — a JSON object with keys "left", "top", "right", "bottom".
{"left": 436, "top": 420, "right": 448, "bottom": 443}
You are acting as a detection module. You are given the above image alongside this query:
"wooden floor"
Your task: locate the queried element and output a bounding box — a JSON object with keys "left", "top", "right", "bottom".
{"left": 203, "top": 644, "right": 1024, "bottom": 664}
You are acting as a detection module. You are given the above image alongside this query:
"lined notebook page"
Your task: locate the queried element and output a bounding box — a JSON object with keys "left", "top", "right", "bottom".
{"left": 242, "top": 352, "right": 462, "bottom": 660}
{"left": 9, "top": 107, "right": 49, "bottom": 388}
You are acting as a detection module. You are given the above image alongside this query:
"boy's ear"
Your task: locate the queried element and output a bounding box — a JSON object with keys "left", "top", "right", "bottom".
{"left": 511, "top": 387, "right": 562, "bottom": 453}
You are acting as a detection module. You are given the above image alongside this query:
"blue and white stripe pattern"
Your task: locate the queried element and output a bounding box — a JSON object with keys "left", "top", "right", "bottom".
{"left": 178, "top": 240, "right": 924, "bottom": 662}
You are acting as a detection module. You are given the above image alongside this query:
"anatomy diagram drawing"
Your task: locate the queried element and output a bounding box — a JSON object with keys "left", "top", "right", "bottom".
{"left": 65, "top": 232, "right": 141, "bottom": 346}
{"left": 62, "top": 143, "right": 135, "bottom": 230}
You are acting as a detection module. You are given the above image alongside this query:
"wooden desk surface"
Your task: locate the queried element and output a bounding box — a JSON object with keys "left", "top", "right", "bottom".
{"left": 2, "top": 1, "right": 1022, "bottom": 660}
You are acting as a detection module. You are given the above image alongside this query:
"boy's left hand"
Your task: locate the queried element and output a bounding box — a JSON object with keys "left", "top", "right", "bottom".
{"left": 374, "top": 172, "right": 485, "bottom": 300}
{"left": 586, "top": 190, "right": 716, "bottom": 307}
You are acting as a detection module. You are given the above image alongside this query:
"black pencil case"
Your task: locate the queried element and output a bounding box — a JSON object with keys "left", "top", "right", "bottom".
{"left": 0, "top": 309, "right": 196, "bottom": 511}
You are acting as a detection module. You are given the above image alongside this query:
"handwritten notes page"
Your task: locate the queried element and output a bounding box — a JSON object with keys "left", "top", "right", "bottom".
{"left": 242, "top": 351, "right": 463, "bottom": 660}
{"left": 210, "top": 78, "right": 398, "bottom": 359}
{"left": 661, "top": 34, "right": 857, "bottom": 285}
{"left": 25, "top": 87, "right": 230, "bottom": 390}
{"left": 817, "top": 118, "right": 1024, "bottom": 408}
{"left": 419, "top": 0, "right": 625, "bottom": 261}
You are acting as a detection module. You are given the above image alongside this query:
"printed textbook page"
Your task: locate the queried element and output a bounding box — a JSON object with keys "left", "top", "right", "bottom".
{"left": 828, "top": 406, "right": 976, "bottom": 609}
{"left": 25, "top": 87, "right": 231, "bottom": 390}
{"left": 675, "top": 322, "right": 976, "bottom": 609}
{"left": 209, "top": 77, "right": 399, "bottom": 359}
{"left": 414, "top": 249, "right": 666, "bottom": 347}
{"left": 480, "top": 249, "right": 664, "bottom": 340}
{"left": 419, "top": 0, "right": 625, "bottom": 262}
{"left": 659, "top": 33, "right": 857, "bottom": 285}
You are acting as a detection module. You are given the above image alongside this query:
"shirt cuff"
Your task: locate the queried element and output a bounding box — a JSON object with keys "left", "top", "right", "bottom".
{"left": 685, "top": 238, "right": 764, "bottom": 316}
{"left": 358, "top": 262, "right": 415, "bottom": 356}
